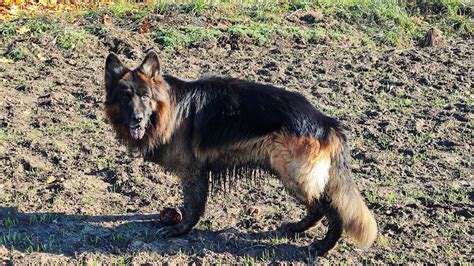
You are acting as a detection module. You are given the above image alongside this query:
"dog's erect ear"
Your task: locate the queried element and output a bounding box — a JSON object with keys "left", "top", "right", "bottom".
{"left": 105, "top": 52, "right": 127, "bottom": 91}
{"left": 138, "top": 50, "right": 160, "bottom": 78}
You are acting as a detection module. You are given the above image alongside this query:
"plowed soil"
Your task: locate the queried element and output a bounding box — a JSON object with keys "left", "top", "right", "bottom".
{"left": 0, "top": 12, "right": 472, "bottom": 264}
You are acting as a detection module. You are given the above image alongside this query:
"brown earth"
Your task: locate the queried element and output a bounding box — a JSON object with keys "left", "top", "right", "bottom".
{"left": 0, "top": 13, "right": 473, "bottom": 264}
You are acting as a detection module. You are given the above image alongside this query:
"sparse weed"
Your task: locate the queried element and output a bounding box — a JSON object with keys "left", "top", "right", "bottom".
{"left": 28, "top": 214, "right": 59, "bottom": 225}
{"left": 0, "top": 23, "right": 17, "bottom": 40}
{"left": 0, "top": 129, "right": 19, "bottom": 143}
{"left": 261, "top": 248, "right": 276, "bottom": 261}
{"left": 181, "top": 0, "right": 213, "bottom": 15}
{"left": 2, "top": 217, "right": 17, "bottom": 228}
{"left": 228, "top": 23, "right": 273, "bottom": 46}
{"left": 56, "top": 28, "right": 87, "bottom": 50}
{"left": 105, "top": 0, "right": 149, "bottom": 18}
{"left": 382, "top": 178, "right": 397, "bottom": 187}
{"left": 243, "top": 255, "right": 257, "bottom": 266}
{"left": 115, "top": 256, "right": 132, "bottom": 265}
{"left": 267, "top": 235, "right": 289, "bottom": 245}
{"left": 366, "top": 192, "right": 378, "bottom": 204}
{"left": 153, "top": 253, "right": 169, "bottom": 262}
{"left": 3, "top": 48, "right": 25, "bottom": 60}
{"left": 378, "top": 234, "right": 389, "bottom": 246}
{"left": 27, "top": 18, "right": 60, "bottom": 33}
{"left": 385, "top": 193, "right": 398, "bottom": 204}
{"left": 289, "top": 1, "right": 313, "bottom": 11}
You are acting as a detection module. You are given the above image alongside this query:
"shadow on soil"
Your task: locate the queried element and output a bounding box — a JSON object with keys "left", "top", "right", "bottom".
{"left": 0, "top": 206, "right": 308, "bottom": 260}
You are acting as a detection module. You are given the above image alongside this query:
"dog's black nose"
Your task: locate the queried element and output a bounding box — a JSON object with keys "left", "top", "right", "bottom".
{"left": 132, "top": 113, "right": 144, "bottom": 123}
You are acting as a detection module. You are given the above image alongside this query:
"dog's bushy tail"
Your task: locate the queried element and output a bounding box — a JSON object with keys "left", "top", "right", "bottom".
{"left": 327, "top": 134, "right": 377, "bottom": 247}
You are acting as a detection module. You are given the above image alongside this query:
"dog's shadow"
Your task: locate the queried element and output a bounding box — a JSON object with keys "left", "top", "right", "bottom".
{"left": 0, "top": 206, "right": 313, "bottom": 262}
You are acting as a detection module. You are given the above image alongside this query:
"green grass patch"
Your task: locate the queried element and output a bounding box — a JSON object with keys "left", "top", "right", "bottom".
{"left": 313, "top": 0, "right": 421, "bottom": 45}
{"left": 1, "top": 0, "right": 471, "bottom": 52}
{"left": 0, "top": 23, "right": 17, "bottom": 40}
{"left": 1, "top": 17, "right": 88, "bottom": 51}
{"left": 26, "top": 17, "right": 61, "bottom": 33}
{"left": 1, "top": 217, "right": 18, "bottom": 228}
{"left": 3, "top": 48, "right": 25, "bottom": 60}
{"left": 56, "top": 28, "right": 87, "bottom": 50}
{"left": 228, "top": 23, "right": 274, "bottom": 45}
{"left": 153, "top": 26, "right": 223, "bottom": 49}
{"left": 2, "top": 16, "right": 61, "bottom": 37}
{"left": 104, "top": 0, "right": 150, "bottom": 18}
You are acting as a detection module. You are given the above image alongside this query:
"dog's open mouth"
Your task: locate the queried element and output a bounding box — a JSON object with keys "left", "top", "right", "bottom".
{"left": 130, "top": 126, "right": 145, "bottom": 140}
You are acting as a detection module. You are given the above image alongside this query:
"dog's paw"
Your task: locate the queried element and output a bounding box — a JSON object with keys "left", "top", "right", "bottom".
{"left": 308, "top": 240, "right": 333, "bottom": 257}
{"left": 155, "top": 224, "right": 190, "bottom": 238}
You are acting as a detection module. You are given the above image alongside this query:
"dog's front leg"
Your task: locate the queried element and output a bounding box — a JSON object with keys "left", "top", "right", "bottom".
{"left": 156, "top": 169, "right": 209, "bottom": 238}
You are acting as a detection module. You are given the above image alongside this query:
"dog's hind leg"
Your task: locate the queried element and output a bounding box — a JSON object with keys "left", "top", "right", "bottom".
{"left": 156, "top": 169, "right": 209, "bottom": 237}
{"left": 283, "top": 203, "right": 325, "bottom": 238}
{"left": 309, "top": 205, "right": 343, "bottom": 257}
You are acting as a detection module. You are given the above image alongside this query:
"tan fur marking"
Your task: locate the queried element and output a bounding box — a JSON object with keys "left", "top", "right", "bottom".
{"left": 152, "top": 75, "right": 164, "bottom": 84}
{"left": 136, "top": 70, "right": 149, "bottom": 83}
{"left": 267, "top": 133, "right": 337, "bottom": 203}
{"left": 328, "top": 180, "right": 378, "bottom": 248}
{"left": 121, "top": 71, "right": 130, "bottom": 79}
{"left": 321, "top": 129, "right": 341, "bottom": 158}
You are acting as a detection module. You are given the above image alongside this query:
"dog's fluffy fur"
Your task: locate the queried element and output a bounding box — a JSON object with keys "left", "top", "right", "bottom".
{"left": 104, "top": 51, "right": 377, "bottom": 256}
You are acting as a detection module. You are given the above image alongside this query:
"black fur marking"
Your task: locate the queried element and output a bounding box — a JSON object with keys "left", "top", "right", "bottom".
{"left": 164, "top": 75, "right": 341, "bottom": 150}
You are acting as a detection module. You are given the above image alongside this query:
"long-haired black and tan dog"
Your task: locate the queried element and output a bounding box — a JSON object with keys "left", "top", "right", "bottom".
{"left": 104, "top": 51, "right": 377, "bottom": 256}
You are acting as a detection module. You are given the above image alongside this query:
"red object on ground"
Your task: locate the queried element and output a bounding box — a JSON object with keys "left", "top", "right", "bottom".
{"left": 159, "top": 207, "right": 183, "bottom": 225}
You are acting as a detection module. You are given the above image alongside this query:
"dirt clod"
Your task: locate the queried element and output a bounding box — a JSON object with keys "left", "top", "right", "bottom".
{"left": 299, "top": 11, "right": 323, "bottom": 24}
{"left": 419, "top": 27, "right": 445, "bottom": 47}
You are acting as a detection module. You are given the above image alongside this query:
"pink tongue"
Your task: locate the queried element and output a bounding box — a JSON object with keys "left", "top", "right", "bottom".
{"left": 130, "top": 127, "right": 145, "bottom": 140}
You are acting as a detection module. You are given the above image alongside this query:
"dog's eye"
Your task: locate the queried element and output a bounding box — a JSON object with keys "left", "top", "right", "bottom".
{"left": 141, "top": 95, "right": 150, "bottom": 101}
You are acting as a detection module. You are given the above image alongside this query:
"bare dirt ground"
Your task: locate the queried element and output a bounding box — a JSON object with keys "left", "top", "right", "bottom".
{"left": 0, "top": 12, "right": 473, "bottom": 264}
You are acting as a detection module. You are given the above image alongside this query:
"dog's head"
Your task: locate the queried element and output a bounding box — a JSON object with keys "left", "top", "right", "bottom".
{"left": 104, "top": 51, "right": 170, "bottom": 150}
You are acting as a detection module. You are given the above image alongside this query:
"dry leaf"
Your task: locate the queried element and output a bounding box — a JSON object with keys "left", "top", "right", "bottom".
{"left": 17, "top": 25, "right": 30, "bottom": 34}
{"left": 138, "top": 18, "right": 151, "bottom": 34}
{"left": 37, "top": 53, "right": 47, "bottom": 61}
{"left": 46, "top": 176, "right": 57, "bottom": 184}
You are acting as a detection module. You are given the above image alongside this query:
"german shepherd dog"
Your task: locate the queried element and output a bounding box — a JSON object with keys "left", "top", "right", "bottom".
{"left": 104, "top": 51, "right": 377, "bottom": 256}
